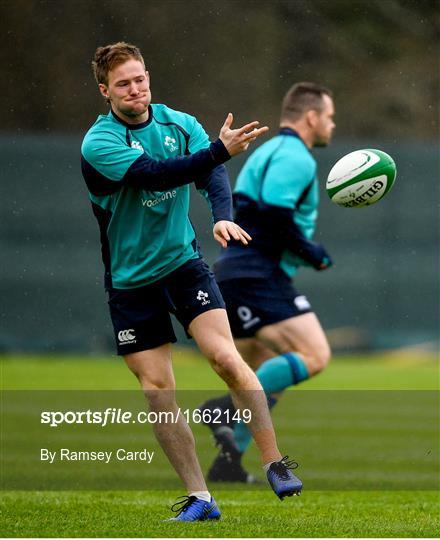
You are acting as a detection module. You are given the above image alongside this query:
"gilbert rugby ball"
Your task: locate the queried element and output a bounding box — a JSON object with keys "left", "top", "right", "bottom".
{"left": 326, "top": 149, "right": 396, "bottom": 208}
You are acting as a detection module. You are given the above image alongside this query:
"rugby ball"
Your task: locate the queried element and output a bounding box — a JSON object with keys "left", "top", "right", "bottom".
{"left": 326, "top": 149, "right": 396, "bottom": 208}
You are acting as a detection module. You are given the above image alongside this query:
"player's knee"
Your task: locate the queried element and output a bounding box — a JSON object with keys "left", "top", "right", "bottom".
{"left": 210, "top": 349, "right": 243, "bottom": 384}
{"left": 136, "top": 371, "right": 175, "bottom": 392}
{"left": 308, "top": 343, "right": 331, "bottom": 375}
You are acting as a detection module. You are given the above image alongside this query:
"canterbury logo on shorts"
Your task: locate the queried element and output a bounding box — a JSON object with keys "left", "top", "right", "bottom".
{"left": 118, "top": 329, "right": 136, "bottom": 344}
{"left": 294, "top": 295, "right": 311, "bottom": 311}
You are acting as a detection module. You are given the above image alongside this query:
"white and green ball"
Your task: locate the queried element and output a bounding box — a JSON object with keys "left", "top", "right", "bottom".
{"left": 326, "top": 149, "right": 396, "bottom": 208}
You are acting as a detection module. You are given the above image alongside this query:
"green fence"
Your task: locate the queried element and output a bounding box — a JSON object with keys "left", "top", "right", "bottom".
{"left": 1, "top": 135, "right": 438, "bottom": 352}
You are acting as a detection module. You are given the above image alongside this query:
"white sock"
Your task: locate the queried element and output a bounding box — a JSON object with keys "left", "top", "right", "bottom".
{"left": 189, "top": 490, "right": 211, "bottom": 502}
{"left": 263, "top": 460, "right": 278, "bottom": 473}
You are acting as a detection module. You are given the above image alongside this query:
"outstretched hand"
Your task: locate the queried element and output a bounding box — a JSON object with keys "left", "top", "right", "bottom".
{"left": 219, "top": 113, "right": 269, "bottom": 156}
{"left": 213, "top": 220, "right": 252, "bottom": 248}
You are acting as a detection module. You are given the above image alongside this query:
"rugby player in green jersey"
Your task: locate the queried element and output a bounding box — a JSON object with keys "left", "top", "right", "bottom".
{"left": 81, "top": 42, "right": 302, "bottom": 521}
{"left": 200, "top": 83, "right": 336, "bottom": 483}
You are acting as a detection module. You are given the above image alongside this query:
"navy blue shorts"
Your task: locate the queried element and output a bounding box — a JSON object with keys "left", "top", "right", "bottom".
{"left": 108, "top": 258, "right": 225, "bottom": 355}
{"left": 218, "top": 272, "right": 313, "bottom": 339}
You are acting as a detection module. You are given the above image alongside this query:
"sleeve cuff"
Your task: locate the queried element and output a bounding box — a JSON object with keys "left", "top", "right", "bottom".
{"left": 213, "top": 209, "right": 233, "bottom": 223}
{"left": 210, "top": 139, "right": 231, "bottom": 164}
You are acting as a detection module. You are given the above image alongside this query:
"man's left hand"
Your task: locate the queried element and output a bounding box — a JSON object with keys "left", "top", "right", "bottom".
{"left": 213, "top": 221, "right": 252, "bottom": 248}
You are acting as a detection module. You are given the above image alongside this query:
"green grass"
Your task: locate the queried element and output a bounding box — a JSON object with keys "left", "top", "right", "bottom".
{"left": 2, "top": 490, "right": 438, "bottom": 537}
{"left": 1, "top": 350, "right": 439, "bottom": 537}
{"left": 1, "top": 348, "right": 438, "bottom": 390}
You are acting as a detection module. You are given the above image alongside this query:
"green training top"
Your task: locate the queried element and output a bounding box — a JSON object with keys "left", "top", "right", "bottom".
{"left": 81, "top": 104, "right": 231, "bottom": 289}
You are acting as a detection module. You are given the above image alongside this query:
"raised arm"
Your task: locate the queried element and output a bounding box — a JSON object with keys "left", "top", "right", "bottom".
{"left": 81, "top": 114, "right": 268, "bottom": 196}
{"left": 125, "top": 113, "right": 268, "bottom": 191}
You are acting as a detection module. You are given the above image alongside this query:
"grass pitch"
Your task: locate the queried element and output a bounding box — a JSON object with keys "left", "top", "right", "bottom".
{"left": 1, "top": 349, "right": 439, "bottom": 537}
{"left": 2, "top": 490, "right": 438, "bottom": 538}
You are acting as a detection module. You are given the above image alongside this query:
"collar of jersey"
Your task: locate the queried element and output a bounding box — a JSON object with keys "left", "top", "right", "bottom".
{"left": 278, "top": 127, "right": 302, "bottom": 140}
{"left": 110, "top": 105, "right": 153, "bottom": 130}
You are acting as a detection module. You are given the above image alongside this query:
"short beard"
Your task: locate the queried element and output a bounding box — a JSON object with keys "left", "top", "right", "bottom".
{"left": 313, "top": 131, "right": 333, "bottom": 147}
{"left": 313, "top": 139, "right": 329, "bottom": 148}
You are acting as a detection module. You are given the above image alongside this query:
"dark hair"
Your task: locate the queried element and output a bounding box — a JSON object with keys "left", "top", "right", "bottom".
{"left": 281, "top": 82, "right": 332, "bottom": 122}
{"left": 92, "top": 42, "right": 145, "bottom": 86}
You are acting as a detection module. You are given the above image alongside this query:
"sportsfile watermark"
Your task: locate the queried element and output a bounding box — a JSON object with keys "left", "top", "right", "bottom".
{"left": 1, "top": 390, "right": 438, "bottom": 491}
{"left": 40, "top": 407, "right": 252, "bottom": 428}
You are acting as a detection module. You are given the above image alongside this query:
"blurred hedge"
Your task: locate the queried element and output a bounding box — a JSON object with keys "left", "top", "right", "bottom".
{"left": 2, "top": 0, "right": 438, "bottom": 138}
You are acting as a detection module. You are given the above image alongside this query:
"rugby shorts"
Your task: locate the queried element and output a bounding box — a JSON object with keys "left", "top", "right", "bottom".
{"left": 108, "top": 258, "right": 225, "bottom": 354}
{"left": 218, "top": 271, "right": 313, "bottom": 339}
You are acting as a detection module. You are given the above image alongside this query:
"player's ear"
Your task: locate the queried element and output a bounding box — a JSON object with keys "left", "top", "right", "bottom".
{"left": 145, "top": 71, "right": 150, "bottom": 86}
{"left": 306, "top": 109, "right": 318, "bottom": 128}
{"left": 98, "top": 83, "right": 110, "bottom": 100}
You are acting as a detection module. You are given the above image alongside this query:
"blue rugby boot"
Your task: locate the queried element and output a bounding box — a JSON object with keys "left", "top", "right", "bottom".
{"left": 168, "top": 495, "right": 221, "bottom": 521}
{"left": 267, "top": 456, "right": 302, "bottom": 499}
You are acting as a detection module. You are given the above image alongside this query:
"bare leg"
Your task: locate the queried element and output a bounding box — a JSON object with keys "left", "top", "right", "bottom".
{"left": 124, "top": 344, "right": 207, "bottom": 492}
{"left": 189, "top": 309, "right": 282, "bottom": 464}
{"left": 256, "top": 312, "right": 331, "bottom": 376}
{"left": 235, "top": 337, "right": 284, "bottom": 401}
{"left": 235, "top": 337, "right": 277, "bottom": 370}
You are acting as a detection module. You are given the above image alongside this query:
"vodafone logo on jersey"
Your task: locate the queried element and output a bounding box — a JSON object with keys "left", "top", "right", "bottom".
{"left": 118, "top": 329, "right": 137, "bottom": 345}
{"left": 141, "top": 190, "right": 177, "bottom": 208}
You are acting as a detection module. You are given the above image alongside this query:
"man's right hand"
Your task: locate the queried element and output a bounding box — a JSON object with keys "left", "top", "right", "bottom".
{"left": 219, "top": 113, "right": 269, "bottom": 156}
{"left": 306, "top": 242, "right": 333, "bottom": 271}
